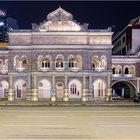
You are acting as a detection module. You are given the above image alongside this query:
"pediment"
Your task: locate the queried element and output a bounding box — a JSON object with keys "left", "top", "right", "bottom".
{"left": 33, "top": 7, "right": 86, "bottom": 32}
{"left": 38, "top": 20, "right": 83, "bottom": 31}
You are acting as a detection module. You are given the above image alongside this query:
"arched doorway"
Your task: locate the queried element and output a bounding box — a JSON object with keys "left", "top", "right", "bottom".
{"left": 0, "top": 81, "right": 9, "bottom": 98}
{"left": 14, "top": 79, "right": 27, "bottom": 99}
{"left": 56, "top": 82, "right": 64, "bottom": 100}
{"left": 38, "top": 79, "right": 51, "bottom": 99}
{"left": 112, "top": 81, "right": 136, "bottom": 99}
{"left": 68, "top": 79, "right": 82, "bottom": 99}
{"left": 93, "top": 79, "right": 106, "bottom": 99}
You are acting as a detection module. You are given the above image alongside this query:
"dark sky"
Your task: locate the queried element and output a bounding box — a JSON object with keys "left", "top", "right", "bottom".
{"left": 0, "top": 1, "right": 140, "bottom": 34}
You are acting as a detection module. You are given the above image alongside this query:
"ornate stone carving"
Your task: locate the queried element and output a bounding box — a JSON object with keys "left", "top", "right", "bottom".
{"left": 35, "top": 7, "right": 85, "bottom": 32}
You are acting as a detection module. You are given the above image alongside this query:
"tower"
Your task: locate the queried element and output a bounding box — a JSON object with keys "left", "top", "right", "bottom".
{"left": 0, "top": 10, "right": 8, "bottom": 43}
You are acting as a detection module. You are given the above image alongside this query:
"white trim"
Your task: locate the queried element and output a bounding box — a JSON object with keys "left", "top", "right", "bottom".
{"left": 112, "top": 58, "right": 139, "bottom": 63}
{"left": 0, "top": 51, "right": 9, "bottom": 54}
{"left": 8, "top": 32, "right": 31, "bottom": 36}
{"left": 8, "top": 46, "right": 31, "bottom": 49}
{"left": 32, "top": 31, "right": 113, "bottom": 36}
{"left": 9, "top": 31, "right": 112, "bottom": 36}
{"left": 112, "top": 74, "right": 121, "bottom": 77}
{"left": 7, "top": 45, "right": 113, "bottom": 50}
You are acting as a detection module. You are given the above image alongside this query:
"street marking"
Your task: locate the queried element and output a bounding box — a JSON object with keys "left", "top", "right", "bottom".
{"left": 7, "top": 134, "right": 92, "bottom": 139}
{"left": 90, "top": 115, "right": 140, "bottom": 118}
{"left": 1, "top": 110, "right": 140, "bottom": 113}
{"left": 17, "top": 115, "right": 67, "bottom": 118}
{"left": 98, "top": 124, "right": 140, "bottom": 127}
{"left": 1, "top": 124, "right": 65, "bottom": 127}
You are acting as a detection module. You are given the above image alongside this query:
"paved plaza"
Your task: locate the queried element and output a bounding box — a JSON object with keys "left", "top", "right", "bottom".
{"left": 0, "top": 106, "right": 140, "bottom": 140}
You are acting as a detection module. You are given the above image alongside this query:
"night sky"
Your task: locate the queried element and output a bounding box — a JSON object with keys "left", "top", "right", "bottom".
{"left": 0, "top": 1, "right": 140, "bottom": 34}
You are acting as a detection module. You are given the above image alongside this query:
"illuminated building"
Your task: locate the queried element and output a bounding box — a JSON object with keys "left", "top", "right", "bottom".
{"left": 0, "top": 7, "right": 139, "bottom": 102}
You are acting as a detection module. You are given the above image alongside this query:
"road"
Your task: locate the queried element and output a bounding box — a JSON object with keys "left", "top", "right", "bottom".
{"left": 0, "top": 106, "right": 140, "bottom": 140}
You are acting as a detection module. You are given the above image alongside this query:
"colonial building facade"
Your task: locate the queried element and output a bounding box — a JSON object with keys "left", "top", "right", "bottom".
{"left": 0, "top": 7, "right": 139, "bottom": 102}
{"left": 112, "top": 16, "right": 140, "bottom": 100}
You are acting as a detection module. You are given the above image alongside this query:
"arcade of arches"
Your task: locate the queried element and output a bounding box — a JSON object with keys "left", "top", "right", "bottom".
{"left": 0, "top": 78, "right": 113, "bottom": 101}
{"left": 0, "top": 78, "right": 137, "bottom": 101}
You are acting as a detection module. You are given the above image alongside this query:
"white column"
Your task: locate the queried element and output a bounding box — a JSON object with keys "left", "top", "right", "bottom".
{"left": 26, "top": 74, "right": 32, "bottom": 100}
{"left": 8, "top": 76, "right": 14, "bottom": 101}
{"left": 82, "top": 76, "right": 87, "bottom": 102}
{"left": 63, "top": 76, "right": 69, "bottom": 102}
{"left": 107, "top": 74, "right": 111, "bottom": 88}
{"left": 105, "top": 74, "right": 112, "bottom": 101}
{"left": 89, "top": 76, "right": 93, "bottom": 98}
{"left": 51, "top": 76, "right": 56, "bottom": 102}
{"left": 32, "top": 76, "right": 38, "bottom": 101}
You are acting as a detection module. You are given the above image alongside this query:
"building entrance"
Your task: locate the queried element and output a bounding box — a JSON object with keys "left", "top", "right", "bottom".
{"left": 112, "top": 81, "right": 136, "bottom": 99}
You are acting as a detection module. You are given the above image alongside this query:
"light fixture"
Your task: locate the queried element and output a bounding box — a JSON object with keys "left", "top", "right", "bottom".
{"left": 0, "top": 22, "right": 4, "bottom": 26}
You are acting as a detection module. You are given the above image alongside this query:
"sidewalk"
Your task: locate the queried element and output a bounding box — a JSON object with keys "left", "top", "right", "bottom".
{"left": 0, "top": 100, "right": 140, "bottom": 107}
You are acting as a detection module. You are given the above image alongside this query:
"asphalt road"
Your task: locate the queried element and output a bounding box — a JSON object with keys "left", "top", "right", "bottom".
{"left": 0, "top": 106, "right": 140, "bottom": 140}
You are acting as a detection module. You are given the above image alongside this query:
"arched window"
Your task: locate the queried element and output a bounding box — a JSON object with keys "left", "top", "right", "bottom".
{"left": 0, "top": 81, "right": 9, "bottom": 98}
{"left": 42, "top": 58, "right": 50, "bottom": 68}
{"left": 21, "top": 56, "right": 28, "bottom": 70}
{"left": 92, "top": 63, "right": 95, "bottom": 71}
{"left": 14, "top": 56, "right": 28, "bottom": 71}
{"left": 93, "top": 79, "right": 106, "bottom": 98}
{"left": 116, "top": 65, "right": 122, "bottom": 74}
{"left": 123, "top": 65, "right": 135, "bottom": 76}
{"left": 38, "top": 80, "right": 51, "bottom": 99}
{"left": 124, "top": 67, "right": 129, "bottom": 74}
{"left": 92, "top": 56, "right": 98, "bottom": 70}
{"left": 69, "top": 58, "right": 75, "bottom": 68}
{"left": 112, "top": 65, "right": 122, "bottom": 76}
{"left": 22, "top": 59, "right": 27, "bottom": 65}
{"left": 112, "top": 67, "right": 116, "bottom": 74}
{"left": 56, "top": 57, "right": 63, "bottom": 68}
{"left": 92, "top": 55, "right": 107, "bottom": 71}
{"left": 118, "top": 68, "right": 121, "bottom": 74}
{"left": 14, "top": 56, "right": 20, "bottom": 70}
{"left": 37, "top": 56, "right": 51, "bottom": 71}
{"left": 70, "top": 83, "right": 77, "bottom": 94}
{"left": 100, "top": 56, "right": 107, "bottom": 70}
{"left": 130, "top": 65, "right": 135, "bottom": 74}
{"left": 14, "top": 79, "right": 27, "bottom": 99}
{"left": 68, "top": 55, "right": 81, "bottom": 71}
{"left": 1, "top": 59, "right": 8, "bottom": 74}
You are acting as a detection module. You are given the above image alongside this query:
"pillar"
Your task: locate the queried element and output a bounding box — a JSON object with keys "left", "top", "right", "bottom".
{"left": 89, "top": 76, "right": 93, "bottom": 100}
{"left": 63, "top": 76, "right": 69, "bottom": 102}
{"left": 8, "top": 76, "right": 14, "bottom": 101}
{"left": 105, "top": 74, "right": 112, "bottom": 101}
{"left": 32, "top": 76, "right": 38, "bottom": 101}
{"left": 26, "top": 74, "right": 32, "bottom": 100}
{"left": 137, "top": 78, "right": 140, "bottom": 93}
{"left": 51, "top": 76, "right": 56, "bottom": 102}
{"left": 82, "top": 76, "right": 88, "bottom": 102}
